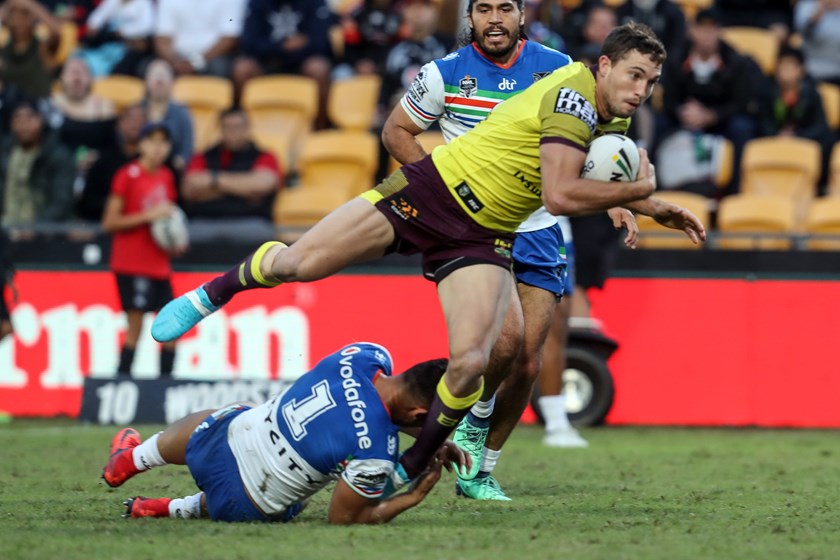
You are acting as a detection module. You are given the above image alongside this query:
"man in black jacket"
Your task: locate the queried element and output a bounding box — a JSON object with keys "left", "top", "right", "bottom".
{"left": 660, "top": 8, "right": 760, "bottom": 193}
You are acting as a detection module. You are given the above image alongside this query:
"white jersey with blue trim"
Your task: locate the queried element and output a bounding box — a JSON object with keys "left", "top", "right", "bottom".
{"left": 400, "top": 40, "right": 572, "bottom": 233}
{"left": 228, "top": 343, "right": 399, "bottom": 515}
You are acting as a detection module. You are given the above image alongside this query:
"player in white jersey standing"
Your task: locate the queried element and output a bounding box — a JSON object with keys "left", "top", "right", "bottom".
{"left": 382, "top": 0, "right": 637, "bottom": 500}
{"left": 101, "top": 342, "right": 468, "bottom": 524}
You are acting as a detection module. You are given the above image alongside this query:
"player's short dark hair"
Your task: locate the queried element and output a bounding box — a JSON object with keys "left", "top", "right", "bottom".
{"left": 601, "top": 21, "right": 666, "bottom": 65}
{"left": 398, "top": 358, "right": 448, "bottom": 406}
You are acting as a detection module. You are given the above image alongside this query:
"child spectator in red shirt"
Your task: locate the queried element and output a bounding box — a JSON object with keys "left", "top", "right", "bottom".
{"left": 101, "top": 122, "right": 179, "bottom": 377}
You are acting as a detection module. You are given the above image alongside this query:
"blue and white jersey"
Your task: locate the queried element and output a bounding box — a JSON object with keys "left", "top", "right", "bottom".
{"left": 400, "top": 40, "right": 572, "bottom": 233}
{"left": 228, "top": 343, "right": 398, "bottom": 514}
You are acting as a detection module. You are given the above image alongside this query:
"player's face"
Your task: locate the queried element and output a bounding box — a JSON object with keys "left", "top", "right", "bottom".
{"left": 598, "top": 50, "right": 661, "bottom": 119}
{"left": 469, "top": 0, "right": 523, "bottom": 60}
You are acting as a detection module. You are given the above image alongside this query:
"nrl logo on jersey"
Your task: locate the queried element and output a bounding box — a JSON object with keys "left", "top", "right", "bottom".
{"left": 459, "top": 75, "right": 477, "bottom": 98}
{"left": 408, "top": 69, "right": 429, "bottom": 101}
{"left": 532, "top": 71, "right": 551, "bottom": 82}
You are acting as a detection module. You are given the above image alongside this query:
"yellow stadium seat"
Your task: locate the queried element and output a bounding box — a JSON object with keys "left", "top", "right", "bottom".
{"left": 740, "top": 136, "right": 821, "bottom": 223}
{"left": 242, "top": 75, "right": 318, "bottom": 139}
{"left": 91, "top": 75, "right": 145, "bottom": 112}
{"left": 273, "top": 184, "right": 351, "bottom": 242}
{"left": 328, "top": 74, "right": 382, "bottom": 131}
{"left": 387, "top": 130, "right": 446, "bottom": 174}
{"left": 716, "top": 194, "right": 796, "bottom": 250}
{"left": 828, "top": 143, "right": 840, "bottom": 196}
{"left": 51, "top": 22, "right": 78, "bottom": 67}
{"left": 817, "top": 82, "right": 840, "bottom": 131}
{"left": 636, "top": 191, "right": 710, "bottom": 249}
{"left": 252, "top": 129, "right": 294, "bottom": 174}
{"left": 803, "top": 196, "right": 840, "bottom": 250}
{"left": 173, "top": 76, "right": 233, "bottom": 152}
{"left": 720, "top": 26, "right": 779, "bottom": 75}
{"left": 297, "top": 130, "right": 379, "bottom": 197}
{"left": 672, "top": 0, "right": 713, "bottom": 20}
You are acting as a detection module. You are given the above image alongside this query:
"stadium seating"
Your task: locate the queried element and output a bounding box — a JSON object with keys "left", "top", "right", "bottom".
{"left": 829, "top": 143, "right": 840, "bottom": 196}
{"left": 328, "top": 74, "right": 382, "bottom": 131}
{"left": 91, "top": 75, "right": 145, "bottom": 112}
{"left": 251, "top": 129, "right": 294, "bottom": 174}
{"left": 671, "top": 0, "right": 713, "bottom": 20}
{"left": 387, "top": 130, "right": 446, "bottom": 174}
{"left": 241, "top": 75, "right": 319, "bottom": 140}
{"left": 739, "top": 136, "right": 821, "bottom": 223}
{"left": 720, "top": 26, "right": 779, "bottom": 75}
{"left": 817, "top": 82, "right": 840, "bottom": 131}
{"left": 172, "top": 76, "right": 233, "bottom": 152}
{"left": 803, "top": 196, "right": 840, "bottom": 250}
{"left": 297, "top": 130, "right": 379, "bottom": 197}
{"left": 636, "top": 191, "right": 710, "bottom": 249}
{"left": 273, "top": 183, "right": 350, "bottom": 234}
{"left": 716, "top": 193, "right": 796, "bottom": 250}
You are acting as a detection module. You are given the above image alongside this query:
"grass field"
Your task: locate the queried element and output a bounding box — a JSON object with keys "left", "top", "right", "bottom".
{"left": 2, "top": 420, "right": 839, "bottom": 560}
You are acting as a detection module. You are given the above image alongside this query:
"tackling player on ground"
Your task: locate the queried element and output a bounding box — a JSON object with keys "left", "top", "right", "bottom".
{"left": 150, "top": 22, "right": 704, "bottom": 497}
{"left": 102, "top": 342, "right": 467, "bottom": 524}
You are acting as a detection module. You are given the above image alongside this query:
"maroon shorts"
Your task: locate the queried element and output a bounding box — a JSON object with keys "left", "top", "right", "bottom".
{"left": 367, "top": 156, "right": 515, "bottom": 282}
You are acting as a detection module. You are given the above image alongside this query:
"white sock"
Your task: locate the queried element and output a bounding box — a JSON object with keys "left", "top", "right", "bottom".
{"left": 479, "top": 448, "right": 502, "bottom": 474}
{"left": 168, "top": 492, "right": 203, "bottom": 519}
{"left": 132, "top": 432, "right": 167, "bottom": 472}
{"left": 470, "top": 395, "right": 496, "bottom": 419}
{"left": 539, "top": 394, "right": 572, "bottom": 433}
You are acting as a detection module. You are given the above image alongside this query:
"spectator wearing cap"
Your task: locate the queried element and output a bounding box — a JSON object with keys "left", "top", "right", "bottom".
{"left": 794, "top": 0, "right": 840, "bottom": 86}
{"left": 0, "top": 99, "right": 76, "bottom": 227}
{"left": 234, "top": 0, "right": 335, "bottom": 127}
{"left": 660, "top": 7, "right": 760, "bottom": 194}
{"left": 154, "top": 0, "right": 247, "bottom": 77}
{"left": 757, "top": 46, "right": 835, "bottom": 191}
{"left": 101, "top": 121, "right": 179, "bottom": 377}
{"left": 181, "top": 107, "right": 282, "bottom": 243}
{"left": 0, "top": 0, "right": 62, "bottom": 99}
{"left": 142, "top": 59, "right": 194, "bottom": 170}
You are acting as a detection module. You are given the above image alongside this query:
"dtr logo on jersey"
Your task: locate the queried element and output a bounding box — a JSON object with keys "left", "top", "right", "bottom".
{"left": 459, "top": 75, "right": 477, "bottom": 98}
{"left": 408, "top": 68, "right": 429, "bottom": 102}
{"left": 498, "top": 78, "right": 517, "bottom": 90}
{"left": 554, "top": 88, "right": 597, "bottom": 134}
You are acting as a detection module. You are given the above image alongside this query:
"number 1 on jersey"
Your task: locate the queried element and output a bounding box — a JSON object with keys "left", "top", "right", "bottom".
{"left": 282, "top": 380, "right": 337, "bottom": 441}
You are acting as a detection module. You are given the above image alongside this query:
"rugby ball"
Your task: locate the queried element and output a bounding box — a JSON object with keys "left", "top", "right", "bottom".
{"left": 151, "top": 206, "right": 189, "bottom": 253}
{"left": 580, "top": 134, "right": 640, "bottom": 182}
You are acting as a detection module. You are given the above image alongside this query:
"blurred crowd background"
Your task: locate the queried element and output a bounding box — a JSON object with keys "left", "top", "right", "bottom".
{"left": 0, "top": 0, "right": 838, "bottom": 250}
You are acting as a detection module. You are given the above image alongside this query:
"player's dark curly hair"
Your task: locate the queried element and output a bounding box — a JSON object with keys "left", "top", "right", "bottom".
{"left": 601, "top": 21, "right": 667, "bottom": 65}
{"left": 398, "top": 358, "right": 448, "bottom": 406}
{"left": 458, "top": 0, "right": 527, "bottom": 48}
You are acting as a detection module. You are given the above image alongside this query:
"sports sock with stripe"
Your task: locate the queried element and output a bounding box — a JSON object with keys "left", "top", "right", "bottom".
{"left": 204, "top": 241, "right": 285, "bottom": 306}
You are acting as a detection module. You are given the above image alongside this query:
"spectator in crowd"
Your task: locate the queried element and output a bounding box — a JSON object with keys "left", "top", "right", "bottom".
{"left": 181, "top": 107, "right": 282, "bottom": 243}
{"left": 142, "top": 59, "right": 193, "bottom": 170}
{"left": 615, "top": 0, "right": 686, "bottom": 56}
{"left": 0, "top": 59, "right": 27, "bottom": 135}
{"left": 82, "top": 0, "right": 155, "bottom": 77}
{"left": 715, "top": 0, "right": 793, "bottom": 43}
{"left": 101, "top": 122, "right": 179, "bottom": 377}
{"left": 154, "top": 0, "right": 246, "bottom": 78}
{"left": 661, "top": 8, "right": 759, "bottom": 194}
{"left": 235, "top": 0, "right": 335, "bottom": 128}
{"left": 0, "top": 0, "right": 61, "bottom": 99}
{"left": 794, "top": 0, "right": 840, "bottom": 86}
{"left": 0, "top": 225, "right": 15, "bottom": 342}
{"left": 0, "top": 99, "right": 75, "bottom": 227}
{"left": 77, "top": 104, "right": 146, "bottom": 222}
{"left": 523, "top": 0, "right": 566, "bottom": 53}
{"left": 380, "top": 0, "right": 450, "bottom": 111}
{"left": 343, "top": 0, "right": 404, "bottom": 76}
{"left": 758, "top": 46, "right": 834, "bottom": 190}
{"left": 557, "top": 0, "right": 610, "bottom": 61}
{"left": 572, "top": 3, "right": 617, "bottom": 63}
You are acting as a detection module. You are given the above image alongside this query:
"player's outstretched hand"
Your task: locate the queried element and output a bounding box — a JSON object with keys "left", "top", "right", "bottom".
{"left": 607, "top": 207, "right": 639, "bottom": 249}
{"left": 435, "top": 440, "right": 472, "bottom": 475}
{"left": 652, "top": 201, "right": 707, "bottom": 244}
{"left": 408, "top": 458, "right": 444, "bottom": 499}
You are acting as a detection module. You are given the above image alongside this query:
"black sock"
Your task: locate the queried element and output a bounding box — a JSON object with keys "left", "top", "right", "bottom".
{"left": 160, "top": 348, "right": 176, "bottom": 377}
{"left": 117, "top": 346, "right": 135, "bottom": 375}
